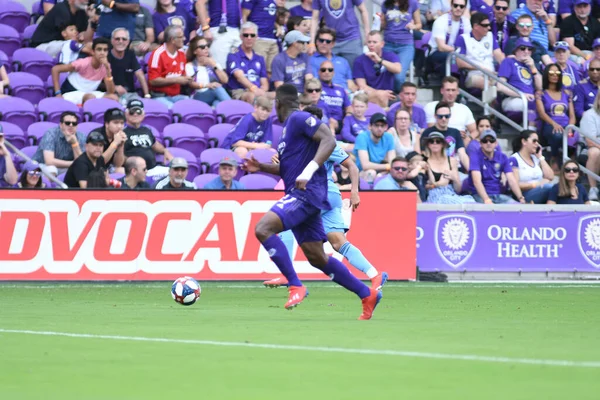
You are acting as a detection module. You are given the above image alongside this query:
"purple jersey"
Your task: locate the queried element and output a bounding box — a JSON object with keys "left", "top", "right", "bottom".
{"left": 312, "top": 0, "right": 364, "bottom": 42}
{"left": 386, "top": 102, "right": 427, "bottom": 129}
{"left": 208, "top": 0, "right": 241, "bottom": 28}
{"left": 466, "top": 147, "right": 512, "bottom": 195}
{"left": 320, "top": 82, "right": 350, "bottom": 121}
{"left": 242, "top": 0, "right": 277, "bottom": 40}
{"left": 221, "top": 113, "right": 273, "bottom": 149}
{"left": 469, "top": 0, "right": 494, "bottom": 21}
{"left": 550, "top": 60, "right": 581, "bottom": 91}
{"left": 289, "top": 4, "right": 313, "bottom": 18}
{"left": 153, "top": 4, "right": 195, "bottom": 41}
{"left": 226, "top": 47, "right": 268, "bottom": 90}
{"left": 498, "top": 58, "right": 535, "bottom": 94}
{"left": 381, "top": 0, "right": 419, "bottom": 44}
{"left": 573, "top": 79, "right": 598, "bottom": 119}
{"left": 277, "top": 110, "right": 330, "bottom": 210}
{"left": 341, "top": 114, "right": 369, "bottom": 143}
{"left": 353, "top": 51, "right": 399, "bottom": 91}
{"left": 271, "top": 51, "right": 310, "bottom": 92}
{"left": 540, "top": 90, "right": 571, "bottom": 127}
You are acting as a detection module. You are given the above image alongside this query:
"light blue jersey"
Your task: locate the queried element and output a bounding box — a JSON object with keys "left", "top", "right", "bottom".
{"left": 322, "top": 144, "right": 350, "bottom": 233}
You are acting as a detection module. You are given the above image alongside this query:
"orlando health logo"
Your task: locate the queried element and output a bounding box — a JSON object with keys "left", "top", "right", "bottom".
{"left": 434, "top": 214, "right": 476, "bottom": 268}
{"left": 577, "top": 215, "right": 600, "bottom": 268}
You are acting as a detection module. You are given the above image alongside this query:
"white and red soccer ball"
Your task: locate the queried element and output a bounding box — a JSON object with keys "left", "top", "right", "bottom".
{"left": 171, "top": 277, "right": 201, "bottom": 306}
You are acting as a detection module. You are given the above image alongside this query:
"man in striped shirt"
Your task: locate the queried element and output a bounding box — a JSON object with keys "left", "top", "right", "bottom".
{"left": 510, "top": 0, "right": 556, "bottom": 51}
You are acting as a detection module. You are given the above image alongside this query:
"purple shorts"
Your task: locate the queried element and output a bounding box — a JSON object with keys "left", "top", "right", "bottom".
{"left": 270, "top": 193, "right": 327, "bottom": 245}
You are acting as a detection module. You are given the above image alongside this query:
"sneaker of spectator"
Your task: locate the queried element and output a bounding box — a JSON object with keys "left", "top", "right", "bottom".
{"left": 580, "top": 93, "right": 600, "bottom": 200}
{"left": 148, "top": 25, "right": 191, "bottom": 108}
{"left": 198, "top": 0, "right": 242, "bottom": 68}
{"left": 203, "top": 157, "right": 245, "bottom": 190}
{"left": 32, "top": 111, "right": 86, "bottom": 174}
{"left": 226, "top": 22, "right": 271, "bottom": 104}
{"left": 341, "top": 92, "right": 370, "bottom": 148}
{"left": 109, "top": 27, "right": 150, "bottom": 105}
{"left": 505, "top": 14, "right": 553, "bottom": 68}
{"left": 16, "top": 161, "right": 45, "bottom": 189}
{"left": 220, "top": 96, "right": 273, "bottom": 158}
{"left": 154, "top": 157, "right": 197, "bottom": 189}
{"left": 185, "top": 36, "right": 231, "bottom": 107}
{"left": 309, "top": 27, "right": 357, "bottom": 93}
{"left": 353, "top": 31, "right": 401, "bottom": 108}
{"left": 63, "top": 130, "right": 107, "bottom": 188}
{"left": 318, "top": 60, "right": 351, "bottom": 134}
{"left": 119, "top": 156, "right": 151, "bottom": 189}
{"left": 353, "top": 112, "right": 397, "bottom": 183}
{"left": 130, "top": 4, "right": 158, "bottom": 56}
{"left": 242, "top": 0, "right": 280, "bottom": 75}
{"left": 498, "top": 37, "right": 540, "bottom": 115}
{"left": 52, "top": 37, "right": 119, "bottom": 105}
{"left": 575, "top": 57, "right": 600, "bottom": 119}
{"left": 0, "top": 126, "right": 18, "bottom": 187}
{"left": 552, "top": 41, "right": 581, "bottom": 92}
{"left": 560, "top": 0, "right": 600, "bottom": 65}
{"left": 271, "top": 30, "right": 313, "bottom": 92}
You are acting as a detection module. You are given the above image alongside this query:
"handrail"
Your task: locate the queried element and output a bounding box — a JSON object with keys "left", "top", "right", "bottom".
{"left": 445, "top": 53, "right": 529, "bottom": 131}
{"left": 563, "top": 124, "right": 600, "bottom": 184}
{"left": 3, "top": 140, "right": 68, "bottom": 189}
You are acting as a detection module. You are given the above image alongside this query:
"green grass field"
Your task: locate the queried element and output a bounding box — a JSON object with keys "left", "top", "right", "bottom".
{"left": 0, "top": 282, "right": 598, "bottom": 399}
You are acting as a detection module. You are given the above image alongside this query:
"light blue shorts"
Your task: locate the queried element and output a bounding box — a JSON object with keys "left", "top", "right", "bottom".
{"left": 321, "top": 191, "right": 348, "bottom": 234}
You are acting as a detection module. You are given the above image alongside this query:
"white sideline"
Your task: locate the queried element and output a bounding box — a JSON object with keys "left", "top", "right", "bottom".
{"left": 1, "top": 328, "right": 599, "bottom": 369}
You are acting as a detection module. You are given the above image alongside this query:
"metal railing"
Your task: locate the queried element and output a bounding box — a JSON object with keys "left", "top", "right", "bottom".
{"left": 4, "top": 139, "right": 68, "bottom": 189}
{"left": 445, "top": 53, "right": 529, "bottom": 131}
{"left": 563, "top": 124, "right": 600, "bottom": 184}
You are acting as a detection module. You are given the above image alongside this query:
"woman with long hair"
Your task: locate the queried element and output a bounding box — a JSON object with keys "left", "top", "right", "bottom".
{"left": 388, "top": 107, "right": 421, "bottom": 157}
{"left": 547, "top": 161, "right": 591, "bottom": 204}
{"left": 425, "top": 132, "right": 476, "bottom": 204}
{"left": 509, "top": 129, "right": 554, "bottom": 203}
{"left": 381, "top": 0, "right": 421, "bottom": 91}
{"left": 16, "top": 161, "right": 45, "bottom": 188}
{"left": 153, "top": 0, "right": 196, "bottom": 43}
{"left": 185, "top": 36, "right": 230, "bottom": 107}
{"left": 580, "top": 92, "right": 600, "bottom": 201}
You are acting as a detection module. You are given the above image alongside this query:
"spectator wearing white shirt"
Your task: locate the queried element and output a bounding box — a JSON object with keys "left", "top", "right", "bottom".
{"left": 580, "top": 93, "right": 600, "bottom": 200}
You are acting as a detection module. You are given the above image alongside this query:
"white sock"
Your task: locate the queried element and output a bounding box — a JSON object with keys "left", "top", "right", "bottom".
{"left": 365, "top": 267, "right": 378, "bottom": 279}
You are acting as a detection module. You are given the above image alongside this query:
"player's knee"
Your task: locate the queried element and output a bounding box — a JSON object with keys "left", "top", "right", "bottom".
{"left": 588, "top": 147, "right": 600, "bottom": 160}
{"left": 254, "top": 220, "right": 274, "bottom": 242}
{"left": 328, "top": 234, "right": 346, "bottom": 252}
{"left": 306, "top": 251, "right": 328, "bottom": 268}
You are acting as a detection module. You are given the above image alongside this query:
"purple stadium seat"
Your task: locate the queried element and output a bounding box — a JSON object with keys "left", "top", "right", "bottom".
{"left": 57, "top": 172, "right": 66, "bottom": 182}
{"left": 193, "top": 173, "right": 219, "bottom": 189}
{"left": 14, "top": 145, "right": 37, "bottom": 168}
{"left": 271, "top": 124, "right": 283, "bottom": 147}
{"left": 415, "top": 32, "right": 431, "bottom": 52}
{"left": 38, "top": 97, "right": 81, "bottom": 123}
{"left": 22, "top": 24, "right": 37, "bottom": 47}
{"left": 0, "top": 97, "right": 37, "bottom": 132}
{"left": 46, "top": 73, "right": 68, "bottom": 97}
{"left": 162, "top": 123, "right": 208, "bottom": 156}
{"left": 7, "top": 72, "right": 46, "bottom": 105}
{"left": 359, "top": 177, "right": 371, "bottom": 191}
{"left": 207, "top": 123, "right": 234, "bottom": 148}
{"left": 166, "top": 147, "right": 201, "bottom": 179}
{"left": 0, "top": 121, "right": 27, "bottom": 149}
{"left": 77, "top": 122, "right": 102, "bottom": 135}
{"left": 12, "top": 48, "right": 54, "bottom": 82}
{"left": 0, "top": 50, "right": 10, "bottom": 73}
{"left": 0, "top": 23, "right": 21, "bottom": 57}
{"left": 27, "top": 121, "right": 57, "bottom": 145}
{"left": 216, "top": 99, "right": 254, "bottom": 124}
{"left": 30, "top": 1, "right": 42, "bottom": 22}
{"left": 83, "top": 98, "right": 122, "bottom": 123}
{"left": 248, "top": 148, "right": 276, "bottom": 164}
{"left": 141, "top": 98, "right": 172, "bottom": 132}
{"left": 240, "top": 173, "right": 278, "bottom": 189}
{"left": 143, "top": 124, "right": 164, "bottom": 145}
{"left": 199, "top": 148, "right": 244, "bottom": 179}
{"left": 365, "top": 102, "right": 385, "bottom": 120}
{"left": 0, "top": 2, "right": 30, "bottom": 33}
{"left": 172, "top": 99, "right": 217, "bottom": 133}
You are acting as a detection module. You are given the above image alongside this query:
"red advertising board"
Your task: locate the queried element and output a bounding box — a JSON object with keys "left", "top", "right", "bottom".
{"left": 0, "top": 190, "right": 417, "bottom": 280}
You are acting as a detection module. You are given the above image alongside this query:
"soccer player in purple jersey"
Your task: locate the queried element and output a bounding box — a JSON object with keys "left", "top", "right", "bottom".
{"left": 244, "top": 84, "right": 383, "bottom": 320}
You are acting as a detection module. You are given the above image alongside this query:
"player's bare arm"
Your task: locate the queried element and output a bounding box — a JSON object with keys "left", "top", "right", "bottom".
{"left": 341, "top": 157, "right": 360, "bottom": 211}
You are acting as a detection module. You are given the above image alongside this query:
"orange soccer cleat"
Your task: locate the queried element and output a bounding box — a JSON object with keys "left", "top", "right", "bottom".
{"left": 370, "top": 272, "right": 389, "bottom": 291}
{"left": 358, "top": 288, "right": 383, "bottom": 320}
{"left": 284, "top": 285, "right": 308, "bottom": 309}
{"left": 263, "top": 276, "right": 289, "bottom": 288}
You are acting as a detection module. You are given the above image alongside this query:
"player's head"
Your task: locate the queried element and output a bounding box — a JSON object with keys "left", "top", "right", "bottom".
{"left": 253, "top": 96, "right": 272, "bottom": 122}
{"left": 275, "top": 84, "right": 299, "bottom": 122}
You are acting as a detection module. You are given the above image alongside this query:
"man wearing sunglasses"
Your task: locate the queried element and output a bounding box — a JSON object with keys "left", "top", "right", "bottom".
{"left": 560, "top": 0, "right": 600, "bottom": 64}
{"left": 318, "top": 60, "right": 351, "bottom": 132}
{"left": 271, "top": 30, "right": 313, "bottom": 92}
{"left": 33, "top": 111, "right": 86, "bottom": 174}
{"left": 0, "top": 125, "right": 18, "bottom": 188}
{"left": 465, "top": 130, "right": 526, "bottom": 204}
{"left": 63, "top": 131, "right": 107, "bottom": 188}
{"left": 509, "top": 0, "right": 556, "bottom": 51}
{"left": 373, "top": 156, "right": 420, "bottom": 195}
{"left": 574, "top": 57, "right": 600, "bottom": 119}
{"left": 492, "top": 0, "right": 515, "bottom": 53}
{"left": 505, "top": 14, "right": 552, "bottom": 67}
{"left": 241, "top": 0, "right": 278, "bottom": 75}
{"left": 108, "top": 27, "right": 150, "bottom": 103}
{"left": 309, "top": 27, "right": 356, "bottom": 93}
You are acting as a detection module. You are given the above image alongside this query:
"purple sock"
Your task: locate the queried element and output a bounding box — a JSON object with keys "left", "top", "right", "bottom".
{"left": 320, "top": 257, "right": 371, "bottom": 299}
{"left": 262, "top": 235, "right": 303, "bottom": 287}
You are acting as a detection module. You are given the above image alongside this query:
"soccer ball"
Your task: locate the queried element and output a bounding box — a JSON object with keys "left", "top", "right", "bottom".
{"left": 171, "top": 277, "right": 201, "bottom": 306}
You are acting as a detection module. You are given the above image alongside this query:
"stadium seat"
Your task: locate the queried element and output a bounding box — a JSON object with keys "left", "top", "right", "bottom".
{"left": 240, "top": 173, "right": 278, "bottom": 189}
{"left": 172, "top": 99, "right": 216, "bottom": 133}
{"left": 162, "top": 123, "right": 208, "bottom": 156}
{"left": 0, "top": 97, "right": 38, "bottom": 132}
{"left": 216, "top": 99, "right": 254, "bottom": 124}
{"left": 0, "top": 23, "right": 21, "bottom": 57}
{"left": 365, "top": 102, "right": 385, "bottom": 120}
{"left": 46, "top": 73, "right": 68, "bottom": 97}
{"left": 77, "top": 122, "right": 102, "bottom": 135}
{"left": 269, "top": 107, "right": 283, "bottom": 127}
{"left": 12, "top": 48, "right": 54, "bottom": 82}
{"left": 30, "top": 1, "right": 42, "bottom": 23}
{"left": 359, "top": 177, "right": 372, "bottom": 191}
{"left": 193, "top": 173, "right": 218, "bottom": 189}
{"left": 14, "top": 145, "right": 37, "bottom": 169}
{"left": 38, "top": 97, "right": 81, "bottom": 123}
{"left": 0, "top": 121, "right": 27, "bottom": 149}
{"left": 248, "top": 148, "right": 276, "bottom": 164}
{"left": 271, "top": 124, "right": 283, "bottom": 147}
{"left": 199, "top": 148, "right": 243, "bottom": 179}
{"left": 207, "top": 123, "right": 234, "bottom": 148}
{"left": 140, "top": 98, "right": 172, "bottom": 132}
{"left": 7, "top": 71, "right": 46, "bottom": 105}
{"left": 166, "top": 147, "right": 200, "bottom": 180}
{"left": 0, "top": 50, "right": 10, "bottom": 73}
{"left": 27, "top": 121, "right": 57, "bottom": 145}
{"left": 21, "top": 24, "right": 37, "bottom": 47}
{"left": 83, "top": 98, "right": 122, "bottom": 123}
{"left": 0, "top": 2, "right": 30, "bottom": 33}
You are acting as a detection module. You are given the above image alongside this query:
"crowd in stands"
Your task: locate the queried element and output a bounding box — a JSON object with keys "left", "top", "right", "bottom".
{"left": 0, "top": 0, "right": 598, "bottom": 205}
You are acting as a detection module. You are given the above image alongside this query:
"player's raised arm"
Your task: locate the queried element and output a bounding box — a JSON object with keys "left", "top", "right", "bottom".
{"left": 295, "top": 124, "right": 336, "bottom": 189}
{"left": 341, "top": 156, "right": 360, "bottom": 211}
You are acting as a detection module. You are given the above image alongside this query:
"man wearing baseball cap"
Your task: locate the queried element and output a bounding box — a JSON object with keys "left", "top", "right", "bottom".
{"left": 560, "top": 0, "right": 600, "bottom": 63}
{"left": 352, "top": 112, "right": 396, "bottom": 183}
{"left": 88, "top": 108, "right": 128, "bottom": 173}
{"left": 154, "top": 157, "right": 197, "bottom": 190}
{"left": 0, "top": 124, "right": 18, "bottom": 187}
{"left": 271, "top": 30, "right": 313, "bottom": 92}
{"left": 64, "top": 131, "right": 107, "bottom": 188}
{"left": 203, "top": 157, "right": 245, "bottom": 190}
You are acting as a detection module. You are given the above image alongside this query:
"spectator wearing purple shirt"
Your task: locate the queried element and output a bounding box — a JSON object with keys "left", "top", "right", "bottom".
{"left": 309, "top": 27, "right": 357, "bottom": 93}
{"left": 318, "top": 60, "right": 351, "bottom": 133}
{"left": 0, "top": 126, "right": 18, "bottom": 188}
{"left": 153, "top": 0, "right": 196, "bottom": 43}
{"left": 197, "top": 0, "right": 242, "bottom": 68}
{"left": 574, "top": 58, "right": 600, "bottom": 119}
{"left": 271, "top": 30, "right": 313, "bottom": 92}
{"left": 226, "top": 22, "right": 270, "bottom": 104}
{"left": 353, "top": 31, "right": 402, "bottom": 108}
{"left": 552, "top": 41, "right": 583, "bottom": 92}
{"left": 242, "top": 0, "right": 279, "bottom": 74}
{"left": 497, "top": 37, "right": 541, "bottom": 114}
{"left": 385, "top": 82, "right": 427, "bottom": 130}
{"left": 381, "top": 0, "right": 422, "bottom": 90}
{"left": 221, "top": 96, "right": 273, "bottom": 158}
{"left": 466, "top": 129, "right": 525, "bottom": 204}
{"left": 309, "top": 0, "right": 370, "bottom": 68}
{"left": 290, "top": 0, "right": 313, "bottom": 19}
{"left": 341, "top": 93, "right": 370, "bottom": 146}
